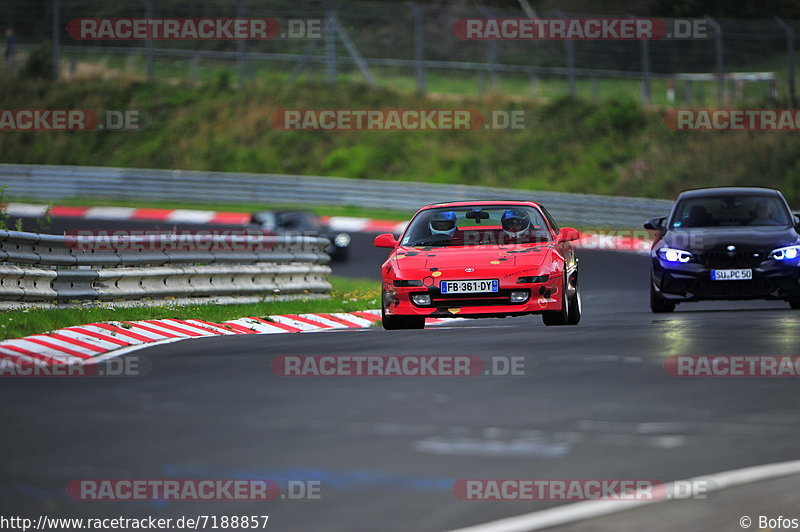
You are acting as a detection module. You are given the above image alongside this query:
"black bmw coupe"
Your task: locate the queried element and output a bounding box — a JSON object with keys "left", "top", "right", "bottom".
{"left": 645, "top": 187, "right": 800, "bottom": 313}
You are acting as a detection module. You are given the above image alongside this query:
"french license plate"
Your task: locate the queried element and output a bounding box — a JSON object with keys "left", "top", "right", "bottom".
{"left": 711, "top": 269, "right": 753, "bottom": 281}
{"left": 440, "top": 279, "right": 499, "bottom": 294}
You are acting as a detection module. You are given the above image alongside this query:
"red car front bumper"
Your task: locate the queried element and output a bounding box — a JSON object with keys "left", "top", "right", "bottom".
{"left": 382, "top": 273, "right": 565, "bottom": 318}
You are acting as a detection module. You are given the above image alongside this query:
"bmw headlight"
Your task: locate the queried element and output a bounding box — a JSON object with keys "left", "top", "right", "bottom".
{"left": 657, "top": 247, "right": 695, "bottom": 264}
{"left": 333, "top": 233, "right": 351, "bottom": 248}
{"left": 770, "top": 245, "right": 800, "bottom": 261}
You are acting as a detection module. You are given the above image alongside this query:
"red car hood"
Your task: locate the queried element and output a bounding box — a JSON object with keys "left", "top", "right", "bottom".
{"left": 392, "top": 244, "right": 555, "bottom": 275}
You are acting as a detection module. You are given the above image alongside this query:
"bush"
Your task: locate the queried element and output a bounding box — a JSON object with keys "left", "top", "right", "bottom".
{"left": 19, "top": 45, "right": 54, "bottom": 80}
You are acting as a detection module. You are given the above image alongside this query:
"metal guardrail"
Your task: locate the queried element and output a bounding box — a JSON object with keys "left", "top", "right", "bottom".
{"left": 0, "top": 164, "right": 674, "bottom": 228}
{"left": 0, "top": 229, "right": 331, "bottom": 306}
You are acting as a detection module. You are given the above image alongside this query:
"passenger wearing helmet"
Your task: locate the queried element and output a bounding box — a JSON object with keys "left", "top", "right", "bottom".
{"left": 429, "top": 210, "right": 457, "bottom": 238}
{"left": 501, "top": 209, "right": 531, "bottom": 242}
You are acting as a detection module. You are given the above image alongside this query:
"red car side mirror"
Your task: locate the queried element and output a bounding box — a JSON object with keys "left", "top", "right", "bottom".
{"left": 374, "top": 233, "right": 398, "bottom": 248}
{"left": 557, "top": 227, "right": 581, "bottom": 242}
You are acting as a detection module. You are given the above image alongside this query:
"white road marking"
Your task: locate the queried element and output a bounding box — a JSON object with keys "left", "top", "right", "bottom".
{"left": 447, "top": 458, "right": 800, "bottom": 532}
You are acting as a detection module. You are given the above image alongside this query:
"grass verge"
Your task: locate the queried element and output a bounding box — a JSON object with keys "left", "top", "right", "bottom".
{"left": 0, "top": 276, "right": 380, "bottom": 341}
{"left": 3, "top": 76, "right": 799, "bottom": 210}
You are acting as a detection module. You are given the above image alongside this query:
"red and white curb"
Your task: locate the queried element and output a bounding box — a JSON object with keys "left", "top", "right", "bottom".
{"left": 320, "top": 216, "right": 409, "bottom": 234}
{"left": 0, "top": 310, "right": 458, "bottom": 367}
{"left": 6, "top": 203, "right": 253, "bottom": 225}
{"left": 6, "top": 202, "right": 408, "bottom": 233}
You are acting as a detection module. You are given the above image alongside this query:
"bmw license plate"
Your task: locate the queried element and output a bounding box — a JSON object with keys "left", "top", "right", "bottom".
{"left": 440, "top": 279, "right": 499, "bottom": 294}
{"left": 711, "top": 269, "right": 752, "bottom": 281}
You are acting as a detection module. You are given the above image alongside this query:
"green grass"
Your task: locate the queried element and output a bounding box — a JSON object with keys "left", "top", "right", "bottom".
{"left": 0, "top": 275, "right": 380, "bottom": 341}
{"left": 2, "top": 75, "right": 800, "bottom": 209}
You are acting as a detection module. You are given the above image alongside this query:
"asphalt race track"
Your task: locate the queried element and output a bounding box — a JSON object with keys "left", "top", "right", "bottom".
{"left": 2, "top": 217, "right": 800, "bottom": 531}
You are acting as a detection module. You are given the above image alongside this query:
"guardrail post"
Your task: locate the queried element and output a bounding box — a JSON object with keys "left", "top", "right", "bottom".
{"left": 407, "top": 2, "right": 426, "bottom": 95}
{"left": 52, "top": 0, "right": 61, "bottom": 80}
{"left": 706, "top": 17, "right": 723, "bottom": 105}
{"left": 776, "top": 17, "right": 796, "bottom": 107}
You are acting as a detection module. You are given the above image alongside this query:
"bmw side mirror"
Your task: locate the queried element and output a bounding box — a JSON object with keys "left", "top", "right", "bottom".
{"left": 644, "top": 217, "right": 666, "bottom": 231}
{"left": 374, "top": 233, "right": 398, "bottom": 248}
{"left": 557, "top": 227, "right": 580, "bottom": 242}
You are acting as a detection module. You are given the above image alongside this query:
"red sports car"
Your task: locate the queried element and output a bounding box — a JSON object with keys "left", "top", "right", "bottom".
{"left": 374, "top": 201, "right": 582, "bottom": 329}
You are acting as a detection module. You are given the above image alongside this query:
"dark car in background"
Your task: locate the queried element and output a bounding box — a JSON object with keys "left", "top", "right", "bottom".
{"left": 645, "top": 187, "right": 800, "bottom": 313}
{"left": 251, "top": 210, "right": 351, "bottom": 261}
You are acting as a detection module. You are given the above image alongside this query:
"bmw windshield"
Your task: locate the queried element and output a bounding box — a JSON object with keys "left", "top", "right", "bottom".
{"left": 400, "top": 206, "right": 551, "bottom": 247}
{"left": 669, "top": 195, "right": 793, "bottom": 229}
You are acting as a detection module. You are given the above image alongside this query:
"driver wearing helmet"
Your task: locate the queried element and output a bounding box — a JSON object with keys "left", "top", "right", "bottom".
{"left": 428, "top": 210, "right": 458, "bottom": 239}
{"left": 501, "top": 209, "right": 531, "bottom": 242}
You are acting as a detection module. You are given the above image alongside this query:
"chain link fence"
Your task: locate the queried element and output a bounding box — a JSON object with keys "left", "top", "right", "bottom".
{"left": 2, "top": 1, "right": 799, "bottom": 106}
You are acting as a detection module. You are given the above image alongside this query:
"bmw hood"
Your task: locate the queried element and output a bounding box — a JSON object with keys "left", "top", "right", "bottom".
{"left": 663, "top": 226, "right": 800, "bottom": 253}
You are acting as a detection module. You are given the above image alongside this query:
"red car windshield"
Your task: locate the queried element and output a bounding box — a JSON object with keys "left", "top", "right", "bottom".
{"left": 401, "top": 206, "right": 552, "bottom": 247}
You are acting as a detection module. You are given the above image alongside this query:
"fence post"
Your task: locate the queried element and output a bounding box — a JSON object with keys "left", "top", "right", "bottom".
{"left": 776, "top": 17, "right": 796, "bottom": 107}
{"left": 706, "top": 17, "right": 723, "bottom": 105}
{"left": 638, "top": 22, "right": 650, "bottom": 105}
{"left": 407, "top": 2, "right": 426, "bottom": 95}
{"left": 529, "top": 71, "right": 538, "bottom": 97}
{"left": 477, "top": 5, "right": 497, "bottom": 89}
{"left": 190, "top": 54, "right": 198, "bottom": 83}
{"left": 236, "top": 0, "right": 246, "bottom": 87}
{"left": 52, "top": 0, "right": 61, "bottom": 80}
{"left": 143, "top": 0, "right": 153, "bottom": 81}
{"left": 325, "top": 11, "right": 336, "bottom": 88}
{"left": 626, "top": 14, "right": 650, "bottom": 105}
{"left": 555, "top": 11, "right": 576, "bottom": 96}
